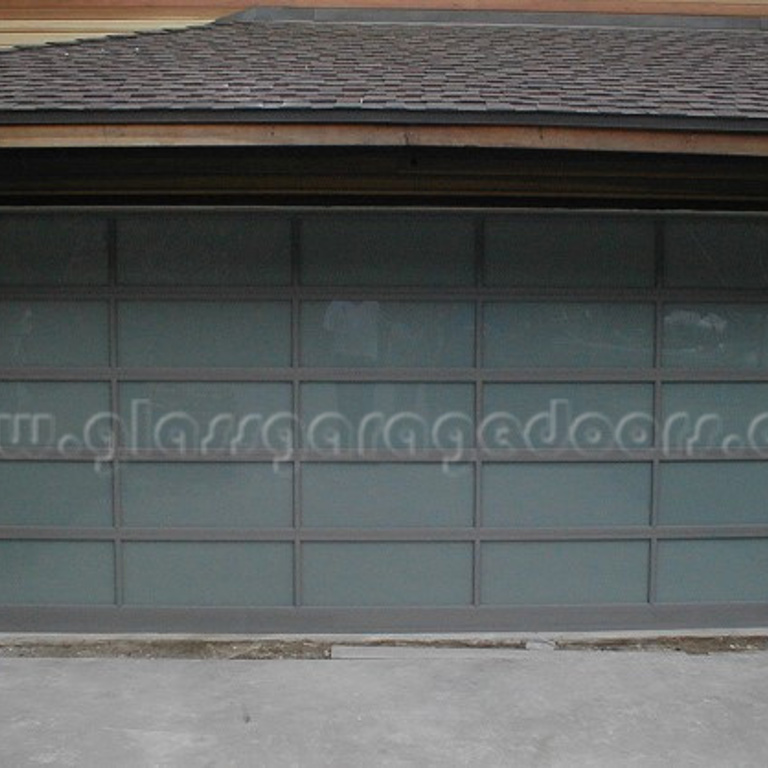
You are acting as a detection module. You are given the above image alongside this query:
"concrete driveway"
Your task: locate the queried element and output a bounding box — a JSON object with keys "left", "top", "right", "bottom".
{"left": 1, "top": 647, "right": 767, "bottom": 767}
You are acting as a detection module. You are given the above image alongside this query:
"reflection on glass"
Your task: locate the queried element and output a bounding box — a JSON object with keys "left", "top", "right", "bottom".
{"left": 302, "top": 301, "right": 474, "bottom": 368}
{"left": 665, "top": 216, "right": 768, "bottom": 288}
{"left": 0, "top": 302, "right": 109, "bottom": 367}
{"left": 484, "top": 303, "right": 654, "bottom": 368}
{"left": 663, "top": 305, "right": 768, "bottom": 369}
{"left": 301, "top": 383, "right": 474, "bottom": 451}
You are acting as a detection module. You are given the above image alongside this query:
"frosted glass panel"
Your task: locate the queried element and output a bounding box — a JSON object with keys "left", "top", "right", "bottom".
{"left": 657, "top": 539, "right": 768, "bottom": 602}
{"left": 122, "top": 463, "right": 292, "bottom": 528}
{"left": 481, "top": 541, "right": 649, "bottom": 605}
{"left": 663, "top": 384, "right": 768, "bottom": 452}
{"left": 483, "top": 463, "right": 651, "bottom": 528}
{"left": 0, "top": 541, "right": 114, "bottom": 604}
{"left": 303, "top": 542, "right": 473, "bottom": 605}
{"left": 123, "top": 542, "right": 293, "bottom": 606}
{"left": 484, "top": 303, "right": 654, "bottom": 368}
{"left": 117, "top": 213, "right": 291, "bottom": 286}
{"left": 659, "top": 463, "right": 768, "bottom": 526}
{"left": 485, "top": 214, "right": 655, "bottom": 288}
{"left": 302, "top": 464, "right": 473, "bottom": 528}
{"left": 119, "top": 302, "right": 290, "bottom": 367}
{"left": 301, "top": 383, "right": 474, "bottom": 450}
{"left": 301, "top": 214, "right": 475, "bottom": 286}
{"left": 0, "top": 462, "right": 112, "bottom": 527}
{"left": 0, "top": 382, "right": 110, "bottom": 451}
{"left": 483, "top": 384, "right": 654, "bottom": 451}
{"left": 301, "top": 301, "right": 474, "bottom": 368}
{"left": 665, "top": 217, "right": 768, "bottom": 288}
{"left": 119, "top": 382, "right": 292, "bottom": 452}
{"left": 663, "top": 305, "right": 768, "bottom": 369}
{"left": 0, "top": 302, "right": 108, "bottom": 367}
{"left": 0, "top": 214, "right": 108, "bottom": 285}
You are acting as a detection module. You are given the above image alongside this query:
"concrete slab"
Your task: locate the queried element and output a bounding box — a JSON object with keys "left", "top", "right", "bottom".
{"left": 1, "top": 651, "right": 768, "bottom": 767}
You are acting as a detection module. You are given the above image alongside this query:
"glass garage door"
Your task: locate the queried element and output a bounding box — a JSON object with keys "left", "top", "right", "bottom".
{"left": 0, "top": 208, "right": 767, "bottom": 632}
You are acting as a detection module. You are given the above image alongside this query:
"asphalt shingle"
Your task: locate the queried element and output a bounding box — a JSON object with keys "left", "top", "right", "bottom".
{"left": 0, "top": 19, "right": 767, "bottom": 123}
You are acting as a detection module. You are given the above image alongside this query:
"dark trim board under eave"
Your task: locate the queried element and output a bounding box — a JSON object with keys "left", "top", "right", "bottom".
{"left": 1, "top": 146, "right": 768, "bottom": 209}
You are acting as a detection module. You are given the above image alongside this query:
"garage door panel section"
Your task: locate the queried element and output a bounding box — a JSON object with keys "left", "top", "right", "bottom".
{"left": 0, "top": 213, "right": 108, "bottom": 286}
{"left": 0, "top": 301, "right": 109, "bottom": 368}
{"left": 302, "top": 464, "right": 474, "bottom": 529}
{"left": 117, "top": 213, "right": 292, "bottom": 287}
{"left": 118, "top": 302, "right": 291, "bottom": 369}
{"left": 2, "top": 208, "right": 768, "bottom": 631}
{"left": 123, "top": 542, "right": 294, "bottom": 607}
{"left": 302, "top": 542, "right": 473, "bottom": 607}
{"left": 0, "top": 541, "right": 114, "bottom": 605}
{"left": 481, "top": 541, "right": 650, "bottom": 606}
{"left": 0, "top": 462, "right": 113, "bottom": 528}
{"left": 121, "top": 463, "right": 293, "bottom": 529}
{"left": 483, "top": 463, "right": 652, "bottom": 529}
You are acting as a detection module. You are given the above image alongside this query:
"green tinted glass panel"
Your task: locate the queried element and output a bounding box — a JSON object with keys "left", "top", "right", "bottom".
{"left": 0, "top": 382, "right": 110, "bottom": 451}
{"left": 302, "top": 464, "right": 473, "bottom": 528}
{"left": 483, "top": 384, "right": 654, "bottom": 451}
{"left": 0, "top": 462, "right": 112, "bottom": 527}
{"left": 663, "top": 383, "right": 768, "bottom": 452}
{"left": 123, "top": 542, "right": 293, "bottom": 606}
{"left": 119, "top": 382, "right": 292, "bottom": 451}
{"left": 485, "top": 214, "right": 655, "bottom": 288}
{"left": 117, "top": 213, "right": 291, "bottom": 286}
{"left": 302, "top": 542, "right": 472, "bottom": 606}
{"left": 0, "top": 302, "right": 108, "bottom": 367}
{"left": 301, "top": 301, "right": 475, "bottom": 368}
{"left": 118, "top": 302, "right": 291, "bottom": 367}
{"left": 481, "top": 541, "right": 649, "bottom": 605}
{"left": 659, "top": 463, "right": 768, "bottom": 526}
{"left": 665, "top": 217, "right": 768, "bottom": 288}
{"left": 663, "top": 305, "right": 768, "bottom": 369}
{"left": 484, "top": 303, "right": 654, "bottom": 368}
{"left": 0, "top": 214, "right": 108, "bottom": 285}
{"left": 122, "top": 463, "right": 292, "bottom": 528}
{"left": 483, "top": 463, "right": 651, "bottom": 528}
{"left": 301, "top": 383, "right": 474, "bottom": 450}
{"left": 301, "top": 214, "right": 475, "bottom": 286}
{"left": 0, "top": 541, "right": 114, "bottom": 604}
{"left": 657, "top": 539, "right": 768, "bottom": 603}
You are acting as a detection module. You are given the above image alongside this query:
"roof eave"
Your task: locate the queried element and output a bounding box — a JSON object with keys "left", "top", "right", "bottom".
{"left": 2, "top": 112, "right": 768, "bottom": 156}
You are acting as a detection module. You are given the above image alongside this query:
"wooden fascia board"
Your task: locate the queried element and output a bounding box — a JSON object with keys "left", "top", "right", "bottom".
{"left": 1, "top": 122, "right": 768, "bottom": 156}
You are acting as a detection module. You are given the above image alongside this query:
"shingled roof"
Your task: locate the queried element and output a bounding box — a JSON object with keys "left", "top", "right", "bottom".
{"left": 1, "top": 13, "right": 768, "bottom": 130}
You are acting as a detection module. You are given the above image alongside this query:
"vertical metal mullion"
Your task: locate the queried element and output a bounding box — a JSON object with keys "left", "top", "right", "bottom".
{"left": 648, "top": 218, "right": 666, "bottom": 605}
{"left": 107, "top": 218, "right": 124, "bottom": 608}
{"left": 472, "top": 215, "right": 485, "bottom": 608}
{"left": 291, "top": 216, "right": 303, "bottom": 607}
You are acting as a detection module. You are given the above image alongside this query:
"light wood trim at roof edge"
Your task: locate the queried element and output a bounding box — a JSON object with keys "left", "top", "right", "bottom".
{"left": 1, "top": 123, "right": 768, "bottom": 156}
